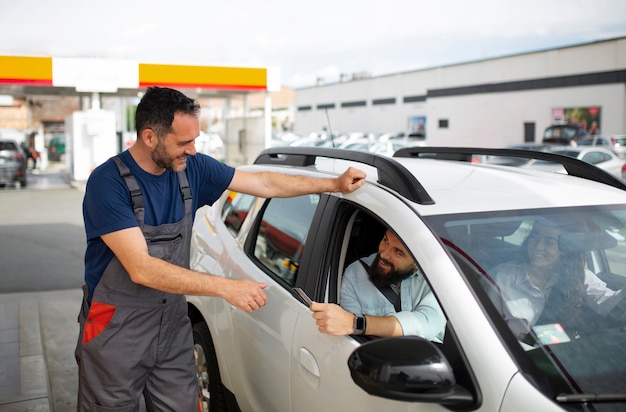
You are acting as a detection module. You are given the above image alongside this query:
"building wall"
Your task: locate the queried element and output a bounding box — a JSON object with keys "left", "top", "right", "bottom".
{"left": 225, "top": 116, "right": 265, "bottom": 165}
{"left": 294, "top": 37, "right": 626, "bottom": 146}
{"left": 0, "top": 96, "right": 79, "bottom": 132}
{"left": 425, "top": 83, "right": 624, "bottom": 147}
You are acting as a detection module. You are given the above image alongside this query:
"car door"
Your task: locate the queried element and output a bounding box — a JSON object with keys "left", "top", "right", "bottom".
{"left": 223, "top": 193, "right": 328, "bottom": 412}
{"left": 287, "top": 187, "right": 454, "bottom": 412}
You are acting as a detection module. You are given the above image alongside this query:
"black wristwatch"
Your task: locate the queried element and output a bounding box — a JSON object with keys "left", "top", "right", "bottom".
{"left": 353, "top": 315, "right": 366, "bottom": 335}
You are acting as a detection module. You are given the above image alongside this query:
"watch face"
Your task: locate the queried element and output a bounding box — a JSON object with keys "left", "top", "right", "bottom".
{"left": 356, "top": 316, "right": 365, "bottom": 331}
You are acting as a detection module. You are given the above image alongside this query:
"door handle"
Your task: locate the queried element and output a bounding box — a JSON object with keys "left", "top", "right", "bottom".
{"left": 298, "top": 347, "right": 320, "bottom": 378}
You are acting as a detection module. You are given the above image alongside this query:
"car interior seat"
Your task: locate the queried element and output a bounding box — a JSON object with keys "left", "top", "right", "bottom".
{"left": 345, "top": 211, "right": 386, "bottom": 269}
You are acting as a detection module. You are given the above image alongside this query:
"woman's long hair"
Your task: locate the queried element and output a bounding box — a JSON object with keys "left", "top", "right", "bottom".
{"left": 537, "top": 250, "right": 586, "bottom": 327}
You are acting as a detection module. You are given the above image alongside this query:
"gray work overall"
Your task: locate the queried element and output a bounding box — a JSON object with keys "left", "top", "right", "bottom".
{"left": 76, "top": 157, "right": 199, "bottom": 412}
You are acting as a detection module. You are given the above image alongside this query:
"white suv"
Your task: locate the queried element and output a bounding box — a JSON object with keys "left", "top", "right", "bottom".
{"left": 186, "top": 147, "right": 626, "bottom": 412}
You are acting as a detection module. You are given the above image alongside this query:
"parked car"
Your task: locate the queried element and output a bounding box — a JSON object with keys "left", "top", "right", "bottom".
{"left": 507, "top": 143, "right": 561, "bottom": 151}
{"left": 578, "top": 134, "right": 626, "bottom": 157}
{"left": 337, "top": 133, "right": 414, "bottom": 156}
{"left": 480, "top": 143, "right": 562, "bottom": 166}
{"left": 289, "top": 136, "right": 340, "bottom": 148}
{"left": 369, "top": 139, "right": 413, "bottom": 157}
{"left": 521, "top": 147, "right": 626, "bottom": 179}
{"left": 48, "top": 134, "right": 66, "bottom": 161}
{"left": 338, "top": 137, "right": 373, "bottom": 152}
{"left": 187, "top": 147, "right": 626, "bottom": 412}
{"left": 195, "top": 132, "right": 225, "bottom": 162}
{"left": 542, "top": 124, "right": 586, "bottom": 145}
{"left": 0, "top": 139, "right": 27, "bottom": 188}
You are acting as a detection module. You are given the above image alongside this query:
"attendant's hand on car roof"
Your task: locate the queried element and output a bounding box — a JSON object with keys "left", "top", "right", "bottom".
{"left": 337, "top": 167, "right": 366, "bottom": 193}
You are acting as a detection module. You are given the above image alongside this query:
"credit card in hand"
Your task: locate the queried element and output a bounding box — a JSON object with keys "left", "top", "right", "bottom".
{"left": 293, "top": 287, "right": 313, "bottom": 307}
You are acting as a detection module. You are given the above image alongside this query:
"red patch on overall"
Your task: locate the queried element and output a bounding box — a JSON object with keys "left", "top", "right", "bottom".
{"left": 83, "top": 302, "right": 116, "bottom": 344}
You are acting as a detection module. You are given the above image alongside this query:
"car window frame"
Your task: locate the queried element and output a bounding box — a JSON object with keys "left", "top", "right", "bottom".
{"left": 243, "top": 193, "right": 331, "bottom": 291}
{"left": 220, "top": 191, "right": 258, "bottom": 237}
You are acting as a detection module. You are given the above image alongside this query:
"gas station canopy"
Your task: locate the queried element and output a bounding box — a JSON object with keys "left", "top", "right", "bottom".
{"left": 0, "top": 55, "right": 279, "bottom": 98}
{"left": 0, "top": 55, "right": 279, "bottom": 177}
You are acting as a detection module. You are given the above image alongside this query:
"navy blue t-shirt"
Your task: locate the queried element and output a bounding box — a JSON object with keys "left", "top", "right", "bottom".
{"left": 82, "top": 149, "right": 235, "bottom": 297}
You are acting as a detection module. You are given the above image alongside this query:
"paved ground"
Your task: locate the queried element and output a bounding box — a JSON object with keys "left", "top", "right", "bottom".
{"left": 0, "top": 163, "right": 152, "bottom": 412}
{"left": 0, "top": 289, "right": 82, "bottom": 412}
{"left": 0, "top": 163, "right": 83, "bottom": 411}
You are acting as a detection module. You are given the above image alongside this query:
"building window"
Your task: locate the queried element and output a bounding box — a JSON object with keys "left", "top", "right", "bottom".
{"left": 372, "top": 98, "right": 396, "bottom": 106}
{"left": 341, "top": 100, "right": 367, "bottom": 108}
{"left": 403, "top": 95, "right": 427, "bottom": 103}
{"left": 317, "top": 103, "right": 335, "bottom": 110}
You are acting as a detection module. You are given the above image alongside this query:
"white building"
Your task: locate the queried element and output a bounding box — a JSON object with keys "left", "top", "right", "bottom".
{"left": 294, "top": 37, "right": 626, "bottom": 148}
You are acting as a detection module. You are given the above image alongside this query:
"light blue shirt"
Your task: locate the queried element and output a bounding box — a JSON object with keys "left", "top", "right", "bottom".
{"left": 340, "top": 254, "right": 446, "bottom": 342}
{"left": 489, "top": 260, "right": 623, "bottom": 338}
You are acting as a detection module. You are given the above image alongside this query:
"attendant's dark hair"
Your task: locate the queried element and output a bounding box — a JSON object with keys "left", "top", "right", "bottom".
{"left": 135, "top": 86, "right": 201, "bottom": 140}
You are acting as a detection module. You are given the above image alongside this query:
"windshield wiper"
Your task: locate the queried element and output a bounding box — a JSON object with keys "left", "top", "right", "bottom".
{"left": 557, "top": 393, "right": 626, "bottom": 403}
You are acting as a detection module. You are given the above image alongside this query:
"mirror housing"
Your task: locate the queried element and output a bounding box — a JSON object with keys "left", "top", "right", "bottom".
{"left": 348, "top": 337, "right": 473, "bottom": 407}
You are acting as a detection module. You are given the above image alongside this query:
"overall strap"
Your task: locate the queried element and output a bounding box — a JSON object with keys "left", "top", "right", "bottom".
{"left": 112, "top": 156, "right": 193, "bottom": 224}
{"left": 358, "top": 259, "right": 401, "bottom": 312}
{"left": 112, "top": 156, "right": 145, "bottom": 226}
{"left": 176, "top": 169, "right": 193, "bottom": 215}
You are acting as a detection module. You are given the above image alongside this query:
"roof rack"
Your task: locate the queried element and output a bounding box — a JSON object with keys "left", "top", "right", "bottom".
{"left": 394, "top": 147, "right": 626, "bottom": 191}
{"left": 254, "top": 147, "right": 435, "bottom": 204}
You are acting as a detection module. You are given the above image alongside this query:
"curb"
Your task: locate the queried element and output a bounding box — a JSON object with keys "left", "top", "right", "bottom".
{"left": 0, "top": 296, "right": 51, "bottom": 411}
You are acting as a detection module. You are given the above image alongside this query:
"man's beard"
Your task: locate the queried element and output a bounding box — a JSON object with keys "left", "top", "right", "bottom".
{"left": 152, "top": 140, "right": 185, "bottom": 171}
{"left": 366, "top": 254, "right": 415, "bottom": 289}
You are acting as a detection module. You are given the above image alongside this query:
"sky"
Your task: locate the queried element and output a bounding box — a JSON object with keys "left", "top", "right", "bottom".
{"left": 1, "top": 0, "right": 626, "bottom": 89}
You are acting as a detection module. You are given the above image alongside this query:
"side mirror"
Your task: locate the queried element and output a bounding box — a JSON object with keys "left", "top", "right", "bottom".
{"left": 348, "top": 336, "right": 473, "bottom": 406}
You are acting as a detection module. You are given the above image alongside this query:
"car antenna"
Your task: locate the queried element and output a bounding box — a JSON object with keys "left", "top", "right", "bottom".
{"left": 324, "top": 107, "right": 336, "bottom": 148}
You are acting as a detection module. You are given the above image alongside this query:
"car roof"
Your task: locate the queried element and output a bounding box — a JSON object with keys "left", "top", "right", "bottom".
{"left": 253, "top": 147, "right": 626, "bottom": 216}
{"left": 395, "top": 157, "right": 625, "bottom": 215}
{"left": 546, "top": 124, "right": 582, "bottom": 130}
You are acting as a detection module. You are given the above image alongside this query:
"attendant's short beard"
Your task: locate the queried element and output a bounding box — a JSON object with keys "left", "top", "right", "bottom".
{"left": 152, "top": 139, "right": 185, "bottom": 171}
{"left": 366, "top": 254, "right": 415, "bottom": 289}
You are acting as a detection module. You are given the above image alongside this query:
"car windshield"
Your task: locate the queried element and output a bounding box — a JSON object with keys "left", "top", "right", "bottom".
{"left": 545, "top": 126, "right": 577, "bottom": 139}
{"left": 426, "top": 205, "right": 626, "bottom": 403}
{"left": 0, "top": 140, "right": 18, "bottom": 151}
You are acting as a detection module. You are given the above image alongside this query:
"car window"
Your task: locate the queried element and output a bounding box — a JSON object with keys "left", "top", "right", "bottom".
{"left": 582, "top": 151, "right": 609, "bottom": 164}
{"left": 552, "top": 149, "right": 578, "bottom": 158}
{"left": 343, "top": 211, "right": 388, "bottom": 272}
{"left": 221, "top": 192, "right": 256, "bottom": 237}
{"left": 344, "top": 142, "right": 370, "bottom": 151}
{"left": 369, "top": 142, "right": 385, "bottom": 152}
{"left": 337, "top": 209, "right": 447, "bottom": 342}
{"left": 253, "top": 194, "right": 320, "bottom": 285}
{"left": 563, "top": 127, "right": 577, "bottom": 139}
{"left": 0, "top": 140, "right": 18, "bottom": 151}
